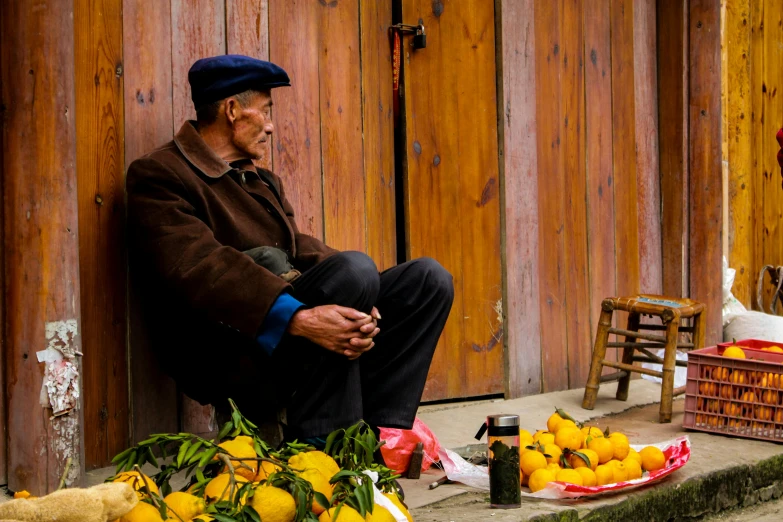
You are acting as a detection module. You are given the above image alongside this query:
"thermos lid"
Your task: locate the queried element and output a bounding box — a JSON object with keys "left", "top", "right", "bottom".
{"left": 487, "top": 414, "right": 520, "bottom": 427}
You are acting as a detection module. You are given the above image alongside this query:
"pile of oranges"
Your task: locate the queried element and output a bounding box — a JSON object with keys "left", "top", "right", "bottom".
{"left": 694, "top": 345, "right": 783, "bottom": 434}
{"left": 520, "top": 409, "right": 668, "bottom": 493}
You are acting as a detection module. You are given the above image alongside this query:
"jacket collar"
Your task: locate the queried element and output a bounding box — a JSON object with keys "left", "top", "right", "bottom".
{"left": 173, "top": 121, "right": 233, "bottom": 179}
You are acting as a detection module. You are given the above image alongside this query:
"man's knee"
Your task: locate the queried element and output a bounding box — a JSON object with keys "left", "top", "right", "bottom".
{"left": 323, "top": 251, "right": 380, "bottom": 304}
{"left": 410, "top": 257, "right": 454, "bottom": 300}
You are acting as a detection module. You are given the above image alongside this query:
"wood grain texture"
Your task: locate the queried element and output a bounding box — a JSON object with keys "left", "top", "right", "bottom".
{"left": 535, "top": 0, "right": 569, "bottom": 392}
{"left": 170, "top": 0, "right": 226, "bottom": 132}
{"left": 562, "top": 0, "right": 591, "bottom": 390}
{"left": 657, "top": 0, "right": 688, "bottom": 298}
{"left": 360, "top": 0, "right": 396, "bottom": 271}
{"left": 633, "top": 0, "right": 662, "bottom": 295}
{"left": 0, "top": 0, "right": 5, "bottom": 484}
{"left": 725, "top": 0, "right": 753, "bottom": 308}
{"left": 226, "top": 0, "right": 271, "bottom": 170}
{"left": 498, "top": 0, "right": 542, "bottom": 397}
{"left": 269, "top": 0, "right": 323, "bottom": 238}
{"left": 761, "top": 0, "right": 783, "bottom": 313}
{"left": 750, "top": 0, "right": 764, "bottom": 311}
{"left": 319, "top": 0, "right": 366, "bottom": 252}
{"left": 74, "top": 0, "right": 129, "bottom": 470}
{"left": 584, "top": 0, "right": 618, "bottom": 371}
{"left": 123, "top": 0, "right": 179, "bottom": 443}
{"left": 688, "top": 0, "right": 723, "bottom": 344}
{"left": 1, "top": 0, "right": 84, "bottom": 493}
{"left": 610, "top": 0, "right": 641, "bottom": 300}
{"left": 403, "top": 0, "right": 504, "bottom": 400}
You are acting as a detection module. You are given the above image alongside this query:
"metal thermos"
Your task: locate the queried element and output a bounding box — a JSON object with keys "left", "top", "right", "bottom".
{"left": 486, "top": 414, "right": 521, "bottom": 508}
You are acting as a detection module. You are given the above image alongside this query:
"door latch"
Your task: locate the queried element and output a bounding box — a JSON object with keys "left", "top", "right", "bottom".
{"left": 392, "top": 23, "right": 426, "bottom": 50}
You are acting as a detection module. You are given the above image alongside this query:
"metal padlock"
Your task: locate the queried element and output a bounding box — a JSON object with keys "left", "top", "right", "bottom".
{"left": 413, "top": 24, "right": 426, "bottom": 49}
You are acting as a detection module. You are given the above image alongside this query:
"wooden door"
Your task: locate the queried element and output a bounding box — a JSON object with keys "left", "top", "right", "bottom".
{"left": 401, "top": 0, "right": 503, "bottom": 400}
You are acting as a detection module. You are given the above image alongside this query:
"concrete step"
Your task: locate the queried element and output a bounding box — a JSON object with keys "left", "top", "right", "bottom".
{"left": 410, "top": 399, "right": 783, "bottom": 521}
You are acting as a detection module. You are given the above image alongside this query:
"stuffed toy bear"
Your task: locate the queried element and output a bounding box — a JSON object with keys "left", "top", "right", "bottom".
{"left": 0, "top": 482, "right": 138, "bottom": 522}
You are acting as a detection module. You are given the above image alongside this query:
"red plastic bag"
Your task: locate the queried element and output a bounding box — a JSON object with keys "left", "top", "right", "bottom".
{"left": 379, "top": 418, "right": 441, "bottom": 475}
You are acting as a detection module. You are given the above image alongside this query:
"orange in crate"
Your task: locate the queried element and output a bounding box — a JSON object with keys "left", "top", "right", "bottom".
{"left": 685, "top": 341, "right": 783, "bottom": 443}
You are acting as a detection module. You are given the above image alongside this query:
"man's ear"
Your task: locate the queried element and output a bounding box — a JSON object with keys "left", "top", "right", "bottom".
{"left": 224, "top": 98, "right": 239, "bottom": 125}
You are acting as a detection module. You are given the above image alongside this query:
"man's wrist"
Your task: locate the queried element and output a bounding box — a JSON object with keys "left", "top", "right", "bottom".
{"left": 286, "top": 308, "right": 309, "bottom": 337}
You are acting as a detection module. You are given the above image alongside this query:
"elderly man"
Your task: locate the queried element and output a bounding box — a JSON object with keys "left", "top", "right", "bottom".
{"left": 126, "top": 55, "right": 453, "bottom": 444}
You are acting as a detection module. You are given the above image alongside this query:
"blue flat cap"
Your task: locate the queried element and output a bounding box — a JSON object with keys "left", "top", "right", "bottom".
{"left": 188, "top": 55, "right": 290, "bottom": 107}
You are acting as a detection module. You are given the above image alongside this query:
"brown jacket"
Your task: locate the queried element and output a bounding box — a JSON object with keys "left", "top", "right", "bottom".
{"left": 126, "top": 122, "right": 337, "bottom": 401}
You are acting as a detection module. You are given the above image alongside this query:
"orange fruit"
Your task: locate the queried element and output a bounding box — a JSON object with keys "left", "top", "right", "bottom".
{"left": 588, "top": 436, "right": 615, "bottom": 464}
{"left": 639, "top": 446, "right": 666, "bottom": 472}
{"left": 622, "top": 457, "right": 643, "bottom": 480}
{"left": 625, "top": 448, "right": 642, "bottom": 467}
{"left": 520, "top": 429, "right": 534, "bottom": 448}
{"left": 533, "top": 430, "right": 556, "bottom": 447}
{"left": 541, "top": 444, "right": 562, "bottom": 466}
{"left": 546, "top": 463, "right": 562, "bottom": 474}
{"left": 547, "top": 412, "right": 564, "bottom": 433}
{"left": 581, "top": 426, "right": 604, "bottom": 445}
{"left": 570, "top": 449, "right": 599, "bottom": 471}
{"left": 555, "top": 419, "right": 578, "bottom": 433}
{"left": 611, "top": 462, "right": 630, "bottom": 483}
{"left": 216, "top": 439, "right": 258, "bottom": 481}
{"left": 595, "top": 464, "right": 614, "bottom": 486}
{"left": 113, "top": 471, "right": 159, "bottom": 499}
{"left": 554, "top": 426, "right": 584, "bottom": 452}
{"left": 520, "top": 449, "right": 548, "bottom": 477}
{"left": 575, "top": 467, "right": 597, "bottom": 487}
{"left": 723, "top": 346, "right": 746, "bottom": 359}
{"left": 608, "top": 433, "right": 630, "bottom": 460}
{"left": 555, "top": 468, "right": 584, "bottom": 486}
{"left": 204, "top": 474, "right": 249, "bottom": 504}
{"left": 528, "top": 468, "right": 556, "bottom": 493}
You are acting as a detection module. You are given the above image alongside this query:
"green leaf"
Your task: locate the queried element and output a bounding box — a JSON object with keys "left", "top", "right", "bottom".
{"left": 212, "top": 515, "right": 238, "bottom": 522}
{"left": 314, "top": 491, "right": 330, "bottom": 511}
{"left": 147, "top": 447, "right": 159, "bottom": 469}
{"left": 176, "top": 440, "right": 191, "bottom": 468}
{"left": 184, "top": 441, "right": 203, "bottom": 463}
{"left": 111, "top": 448, "right": 133, "bottom": 464}
{"left": 244, "top": 506, "right": 261, "bottom": 522}
{"left": 218, "top": 422, "right": 233, "bottom": 442}
{"left": 199, "top": 448, "right": 219, "bottom": 468}
{"left": 124, "top": 450, "right": 138, "bottom": 472}
{"left": 324, "top": 430, "right": 340, "bottom": 455}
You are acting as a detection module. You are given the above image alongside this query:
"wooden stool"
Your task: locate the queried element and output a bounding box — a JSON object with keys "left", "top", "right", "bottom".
{"left": 581, "top": 295, "right": 706, "bottom": 423}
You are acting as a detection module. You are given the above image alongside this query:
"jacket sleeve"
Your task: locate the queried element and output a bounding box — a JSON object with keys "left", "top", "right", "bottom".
{"left": 126, "top": 157, "right": 290, "bottom": 338}
{"left": 274, "top": 173, "right": 340, "bottom": 270}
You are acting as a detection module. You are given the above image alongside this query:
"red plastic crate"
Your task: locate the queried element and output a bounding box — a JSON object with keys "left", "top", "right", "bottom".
{"left": 717, "top": 338, "right": 783, "bottom": 354}
{"left": 683, "top": 344, "right": 783, "bottom": 443}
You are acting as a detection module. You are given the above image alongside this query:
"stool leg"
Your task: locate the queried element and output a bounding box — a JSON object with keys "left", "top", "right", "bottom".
{"left": 659, "top": 314, "right": 680, "bottom": 423}
{"left": 582, "top": 305, "right": 613, "bottom": 410}
{"left": 692, "top": 311, "right": 707, "bottom": 350}
{"left": 615, "top": 313, "right": 640, "bottom": 401}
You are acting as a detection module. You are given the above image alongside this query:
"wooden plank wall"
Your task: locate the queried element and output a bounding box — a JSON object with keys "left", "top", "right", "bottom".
{"left": 725, "top": 0, "right": 783, "bottom": 313}
{"left": 658, "top": 0, "right": 689, "bottom": 299}
{"left": 0, "top": 0, "right": 5, "bottom": 485}
{"left": 1, "top": 0, "right": 84, "bottom": 493}
{"left": 504, "top": 0, "right": 662, "bottom": 394}
{"left": 689, "top": 0, "right": 723, "bottom": 342}
{"left": 122, "top": 0, "right": 179, "bottom": 454}
{"left": 361, "top": 0, "right": 396, "bottom": 270}
{"left": 498, "top": 0, "right": 542, "bottom": 398}
{"left": 74, "top": 0, "right": 129, "bottom": 471}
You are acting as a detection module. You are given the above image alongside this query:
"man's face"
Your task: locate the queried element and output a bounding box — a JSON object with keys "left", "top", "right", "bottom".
{"left": 228, "top": 90, "right": 274, "bottom": 160}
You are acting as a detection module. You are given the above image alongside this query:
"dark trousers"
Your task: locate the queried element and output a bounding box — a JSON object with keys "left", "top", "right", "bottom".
{"left": 254, "top": 251, "right": 454, "bottom": 438}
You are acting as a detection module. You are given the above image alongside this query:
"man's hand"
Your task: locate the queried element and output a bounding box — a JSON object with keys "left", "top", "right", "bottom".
{"left": 287, "top": 305, "right": 380, "bottom": 359}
